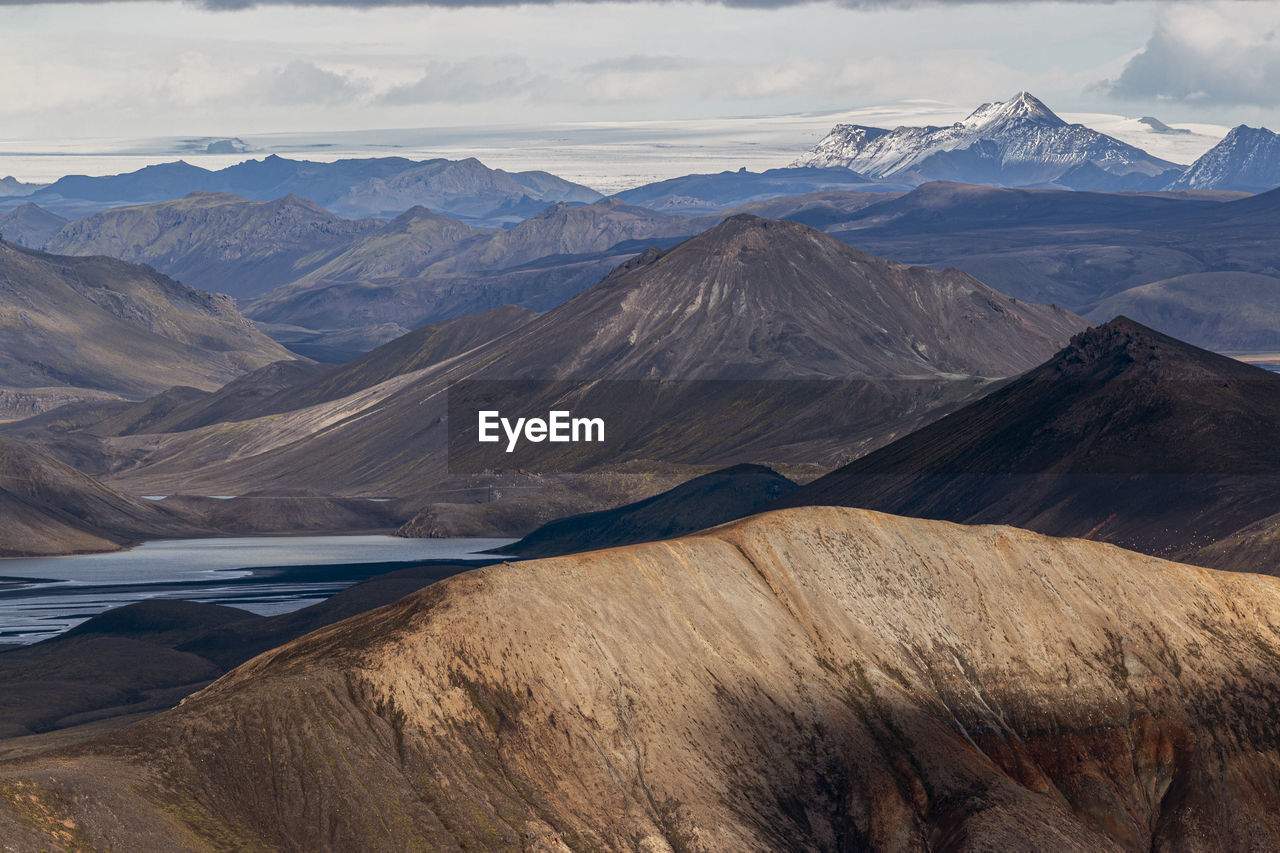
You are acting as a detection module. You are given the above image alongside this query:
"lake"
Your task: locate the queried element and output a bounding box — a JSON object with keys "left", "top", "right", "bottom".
{"left": 0, "top": 535, "right": 512, "bottom": 644}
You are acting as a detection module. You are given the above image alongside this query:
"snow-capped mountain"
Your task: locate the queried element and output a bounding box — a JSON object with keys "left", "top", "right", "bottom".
{"left": 1167, "top": 125, "right": 1280, "bottom": 193}
{"left": 794, "top": 92, "right": 1184, "bottom": 190}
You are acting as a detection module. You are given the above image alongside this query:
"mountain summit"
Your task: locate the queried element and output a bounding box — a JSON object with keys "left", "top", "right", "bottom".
{"left": 471, "top": 213, "right": 1086, "bottom": 380}
{"left": 960, "top": 90, "right": 1065, "bottom": 131}
{"left": 1169, "top": 124, "right": 1280, "bottom": 193}
{"left": 795, "top": 92, "right": 1182, "bottom": 189}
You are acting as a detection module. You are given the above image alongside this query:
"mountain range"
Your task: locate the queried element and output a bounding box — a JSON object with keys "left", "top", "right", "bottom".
{"left": 817, "top": 182, "right": 1280, "bottom": 338}
{"left": 41, "top": 177, "right": 1280, "bottom": 363}
{"left": 6, "top": 507, "right": 1280, "bottom": 849}
{"left": 797, "top": 92, "right": 1280, "bottom": 194}
{"left": 44, "top": 192, "right": 385, "bottom": 299}
{"left": 5, "top": 155, "right": 600, "bottom": 225}
{"left": 0, "top": 240, "right": 292, "bottom": 418}
{"left": 43, "top": 195, "right": 697, "bottom": 328}
{"left": 778, "top": 317, "right": 1280, "bottom": 572}
{"left": 27, "top": 216, "right": 1084, "bottom": 499}
{"left": 794, "top": 92, "right": 1183, "bottom": 189}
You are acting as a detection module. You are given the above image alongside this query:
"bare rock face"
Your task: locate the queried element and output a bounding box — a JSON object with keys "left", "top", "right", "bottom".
{"left": 4, "top": 507, "right": 1280, "bottom": 850}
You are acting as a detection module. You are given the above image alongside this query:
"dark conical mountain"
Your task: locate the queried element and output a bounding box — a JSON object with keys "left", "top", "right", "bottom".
{"left": 778, "top": 317, "right": 1280, "bottom": 569}
{"left": 476, "top": 214, "right": 1085, "bottom": 380}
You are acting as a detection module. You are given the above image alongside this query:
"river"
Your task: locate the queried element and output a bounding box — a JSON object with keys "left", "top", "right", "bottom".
{"left": 0, "top": 535, "right": 512, "bottom": 644}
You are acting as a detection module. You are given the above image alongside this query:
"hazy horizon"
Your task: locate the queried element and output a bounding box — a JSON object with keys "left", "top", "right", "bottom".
{"left": 0, "top": 98, "right": 1237, "bottom": 194}
{"left": 1, "top": 0, "right": 1275, "bottom": 166}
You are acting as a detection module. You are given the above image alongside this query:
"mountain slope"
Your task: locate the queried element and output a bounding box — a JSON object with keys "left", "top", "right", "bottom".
{"left": 89, "top": 215, "right": 1085, "bottom": 495}
{"left": 777, "top": 317, "right": 1280, "bottom": 569}
{"left": 91, "top": 305, "right": 539, "bottom": 437}
{"left": 6, "top": 507, "right": 1280, "bottom": 850}
{"left": 86, "top": 359, "right": 327, "bottom": 437}
{"left": 0, "top": 436, "right": 200, "bottom": 556}
{"left": 1168, "top": 125, "right": 1280, "bottom": 192}
{"left": 44, "top": 192, "right": 383, "bottom": 298}
{"left": 0, "top": 240, "right": 293, "bottom": 417}
{"left": 795, "top": 92, "right": 1182, "bottom": 188}
{"left": 276, "top": 204, "right": 481, "bottom": 284}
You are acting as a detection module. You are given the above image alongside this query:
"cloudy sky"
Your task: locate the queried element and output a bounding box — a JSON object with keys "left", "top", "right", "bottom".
{"left": 0, "top": 1, "right": 1274, "bottom": 144}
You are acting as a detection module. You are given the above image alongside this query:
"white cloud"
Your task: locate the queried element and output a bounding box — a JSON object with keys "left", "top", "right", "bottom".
{"left": 380, "top": 57, "right": 543, "bottom": 104}
{"left": 1102, "top": 3, "right": 1280, "bottom": 107}
{"left": 253, "top": 60, "right": 367, "bottom": 105}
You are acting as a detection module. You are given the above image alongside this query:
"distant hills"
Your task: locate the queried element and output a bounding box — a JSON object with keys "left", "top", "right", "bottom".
{"left": 1086, "top": 272, "right": 1280, "bottom": 352}
{"left": 42, "top": 174, "right": 1280, "bottom": 362}
{"left": 610, "top": 165, "right": 901, "bottom": 213}
{"left": 0, "top": 176, "right": 44, "bottom": 197}
{"left": 7, "top": 154, "right": 600, "bottom": 224}
{"left": 45, "top": 192, "right": 384, "bottom": 298}
{"left": 9, "top": 507, "right": 1280, "bottom": 849}
{"left": 822, "top": 181, "right": 1280, "bottom": 316}
{"left": 46, "top": 195, "right": 695, "bottom": 317}
{"left": 0, "top": 240, "right": 293, "bottom": 418}
{"left": 778, "top": 317, "right": 1280, "bottom": 572}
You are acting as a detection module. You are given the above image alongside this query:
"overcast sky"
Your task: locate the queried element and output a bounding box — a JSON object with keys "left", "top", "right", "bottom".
{"left": 0, "top": 0, "right": 1275, "bottom": 141}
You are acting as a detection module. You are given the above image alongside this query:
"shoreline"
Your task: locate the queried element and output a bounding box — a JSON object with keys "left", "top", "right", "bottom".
{"left": 0, "top": 557, "right": 510, "bottom": 604}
